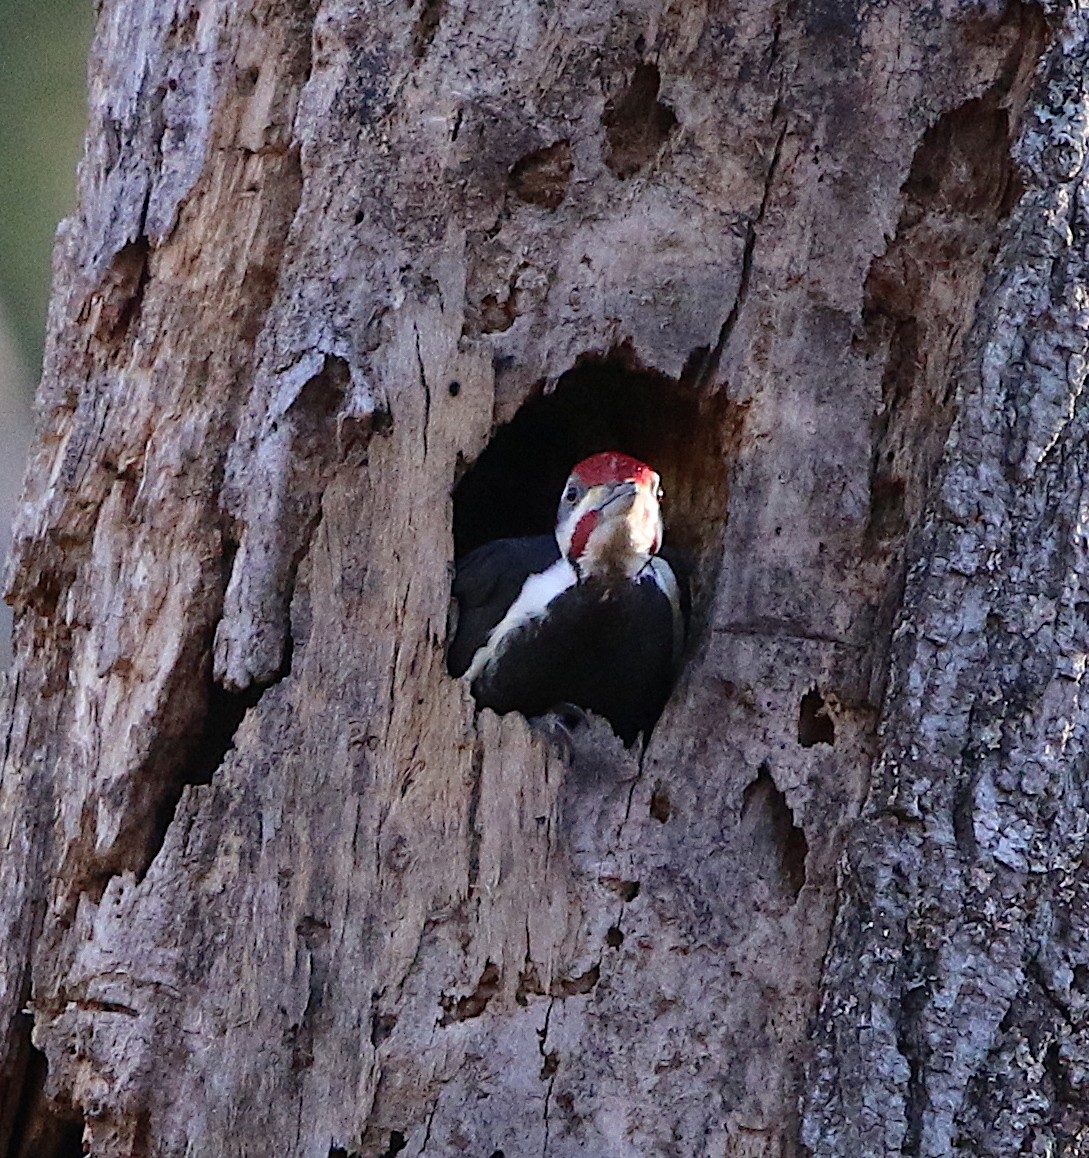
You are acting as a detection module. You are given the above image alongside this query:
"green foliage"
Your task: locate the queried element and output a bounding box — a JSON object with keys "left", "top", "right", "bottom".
{"left": 0, "top": 0, "right": 94, "bottom": 383}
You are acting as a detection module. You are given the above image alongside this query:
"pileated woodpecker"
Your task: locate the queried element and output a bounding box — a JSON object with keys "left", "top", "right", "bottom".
{"left": 448, "top": 452, "right": 687, "bottom": 745}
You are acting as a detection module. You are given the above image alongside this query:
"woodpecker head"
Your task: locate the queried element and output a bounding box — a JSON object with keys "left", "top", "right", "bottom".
{"left": 555, "top": 452, "right": 665, "bottom": 580}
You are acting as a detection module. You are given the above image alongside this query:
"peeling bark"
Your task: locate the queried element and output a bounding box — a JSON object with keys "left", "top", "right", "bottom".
{"left": 2, "top": 0, "right": 1087, "bottom": 1155}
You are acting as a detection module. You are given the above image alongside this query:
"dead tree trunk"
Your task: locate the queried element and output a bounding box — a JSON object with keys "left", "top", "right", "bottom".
{"left": 1, "top": 0, "right": 1086, "bottom": 1154}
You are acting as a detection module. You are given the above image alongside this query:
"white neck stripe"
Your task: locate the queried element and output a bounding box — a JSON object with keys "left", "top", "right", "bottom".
{"left": 463, "top": 556, "right": 578, "bottom": 682}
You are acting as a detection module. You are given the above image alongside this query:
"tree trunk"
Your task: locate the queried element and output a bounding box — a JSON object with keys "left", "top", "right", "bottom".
{"left": 1, "top": 0, "right": 1086, "bottom": 1155}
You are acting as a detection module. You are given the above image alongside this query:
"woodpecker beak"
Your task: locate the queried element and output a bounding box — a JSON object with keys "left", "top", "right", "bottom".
{"left": 590, "top": 480, "right": 638, "bottom": 516}
{"left": 570, "top": 482, "right": 640, "bottom": 550}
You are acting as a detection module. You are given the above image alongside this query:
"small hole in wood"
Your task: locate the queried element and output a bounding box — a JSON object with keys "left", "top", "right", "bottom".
{"left": 439, "top": 961, "right": 500, "bottom": 1025}
{"left": 798, "top": 689, "right": 835, "bottom": 747}
{"left": 649, "top": 785, "right": 671, "bottom": 823}
{"left": 478, "top": 292, "right": 518, "bottom": 333}
{"left": 551, "top": 964, "right": 600, "bottom": 997}
{"left": 237, "top": 65, "right": 260, "bottom": 95}
{"left": 604, "top": 63, "right": 678, "bottom": 178}
{"left": 740, "top": 766, "right": 808, "bottom": 901}
{"left": 510, "top": 140, "right": 573, "bottom": 209}
{"left": 601, "top": 878, "right": 641, "bottom": 902}
{"left": 370, "top": 1011, "right": 397, "bottom": 1047}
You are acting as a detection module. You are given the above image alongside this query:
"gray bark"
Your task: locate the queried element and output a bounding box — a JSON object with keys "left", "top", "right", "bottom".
{"left": 0, "top": 0, "right": 1086, "bottom": 1156}
{"left": 804, "top": 16, "right": 1089, "bottom": 1157}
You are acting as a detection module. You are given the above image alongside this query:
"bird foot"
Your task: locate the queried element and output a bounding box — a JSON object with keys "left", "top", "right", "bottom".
{"left": 550, "top": 702, "right": 592, "bottom": 730}
{"left": 527, "top": 703, "right": 590, "bottom": 754}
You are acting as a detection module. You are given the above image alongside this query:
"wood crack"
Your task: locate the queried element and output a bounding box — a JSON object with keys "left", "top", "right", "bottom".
{"left": 539, "top": 997, "right": 557, "bottom": 1158}
{"left": 2, "top": 669, "right": 20, "bottom": 773}
{"left": 690, "top": 108, "right": 787, "bottom": 393}
{"left": 418, "top": 1102, "right": 438, "bottom": 1154}
{"left": 413, "top": 324, "right": 430, "bottom": 458}
{"left": 466, "top": 740, "right": 485, "bottom": 896}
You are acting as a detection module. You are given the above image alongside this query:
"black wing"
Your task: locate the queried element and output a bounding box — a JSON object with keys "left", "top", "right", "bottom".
{"left": 447, "top": 535, "right": 560, "bottom": 677}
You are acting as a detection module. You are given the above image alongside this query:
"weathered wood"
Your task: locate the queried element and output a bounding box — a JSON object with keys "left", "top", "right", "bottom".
{"left": 803, "top": 12, "right": 1089, "bottom": 1155}
{"left": 1, "top": 0, "right": 1085, "bottom": 1155}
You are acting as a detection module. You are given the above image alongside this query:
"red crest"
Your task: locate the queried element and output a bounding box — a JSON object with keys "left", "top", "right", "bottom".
{"left": 570, "top": 452, "right": 656, "bottom": 488}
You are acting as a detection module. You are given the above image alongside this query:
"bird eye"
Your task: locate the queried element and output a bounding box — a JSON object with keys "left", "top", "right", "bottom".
{"left": 657, "top": 486, "right": 664, "bottom": 500}
{"left": 564, "top": 485, "right": 579, "bottom": 503}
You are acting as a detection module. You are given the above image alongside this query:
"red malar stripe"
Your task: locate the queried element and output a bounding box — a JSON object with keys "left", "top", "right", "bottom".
{"left": 569, "top": 509, "right": 600, "bottom": 561}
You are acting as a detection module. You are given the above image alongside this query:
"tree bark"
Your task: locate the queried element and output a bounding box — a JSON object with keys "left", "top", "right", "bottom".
{"left": 1, "top": 0, "right": 1086, "bottom": 1156}
{"left": 803, "top": 16, "right": 1089, "bottom": 1156}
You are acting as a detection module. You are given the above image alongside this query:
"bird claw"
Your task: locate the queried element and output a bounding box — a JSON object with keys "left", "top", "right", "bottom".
{"left": 527, "top": 703, "right": 590, "bottom": 755}
{"left": 550, "top": 702, "right": 591, "bottom": 730}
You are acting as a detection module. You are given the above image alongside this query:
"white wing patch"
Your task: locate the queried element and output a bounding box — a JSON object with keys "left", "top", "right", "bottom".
{"left": 645, "top": 556, "right": 685, "bottom": 668}
{"left": 463, "top": 556, "right": 578, "bottom": 683}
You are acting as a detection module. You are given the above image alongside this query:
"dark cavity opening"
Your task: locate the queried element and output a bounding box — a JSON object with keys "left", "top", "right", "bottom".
{"left": 452, "top": 347, "right": 735, "bottom": 636}
{"left": 510, "top": 141, "right": 573, "bottom": 209}
{"left": 797, "top": 688, "right": 835, "bottom": 747}
{"left": 740, "top": 766, "right": 808, "bottom": 901}
{"left": 7, "top": 1043, "right": 86, "bottom": 1158}
{"left": 604, "top": 63, "right": 678, "bottom": 178}
{"left": 378, "top": 1132, "right": 408, "bottom": 1158}
{"left": 134, "top": 671, "right": 268, "bottom": 888}
{"left": 649, "top": 784, "right": 672, "bottom": 823}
